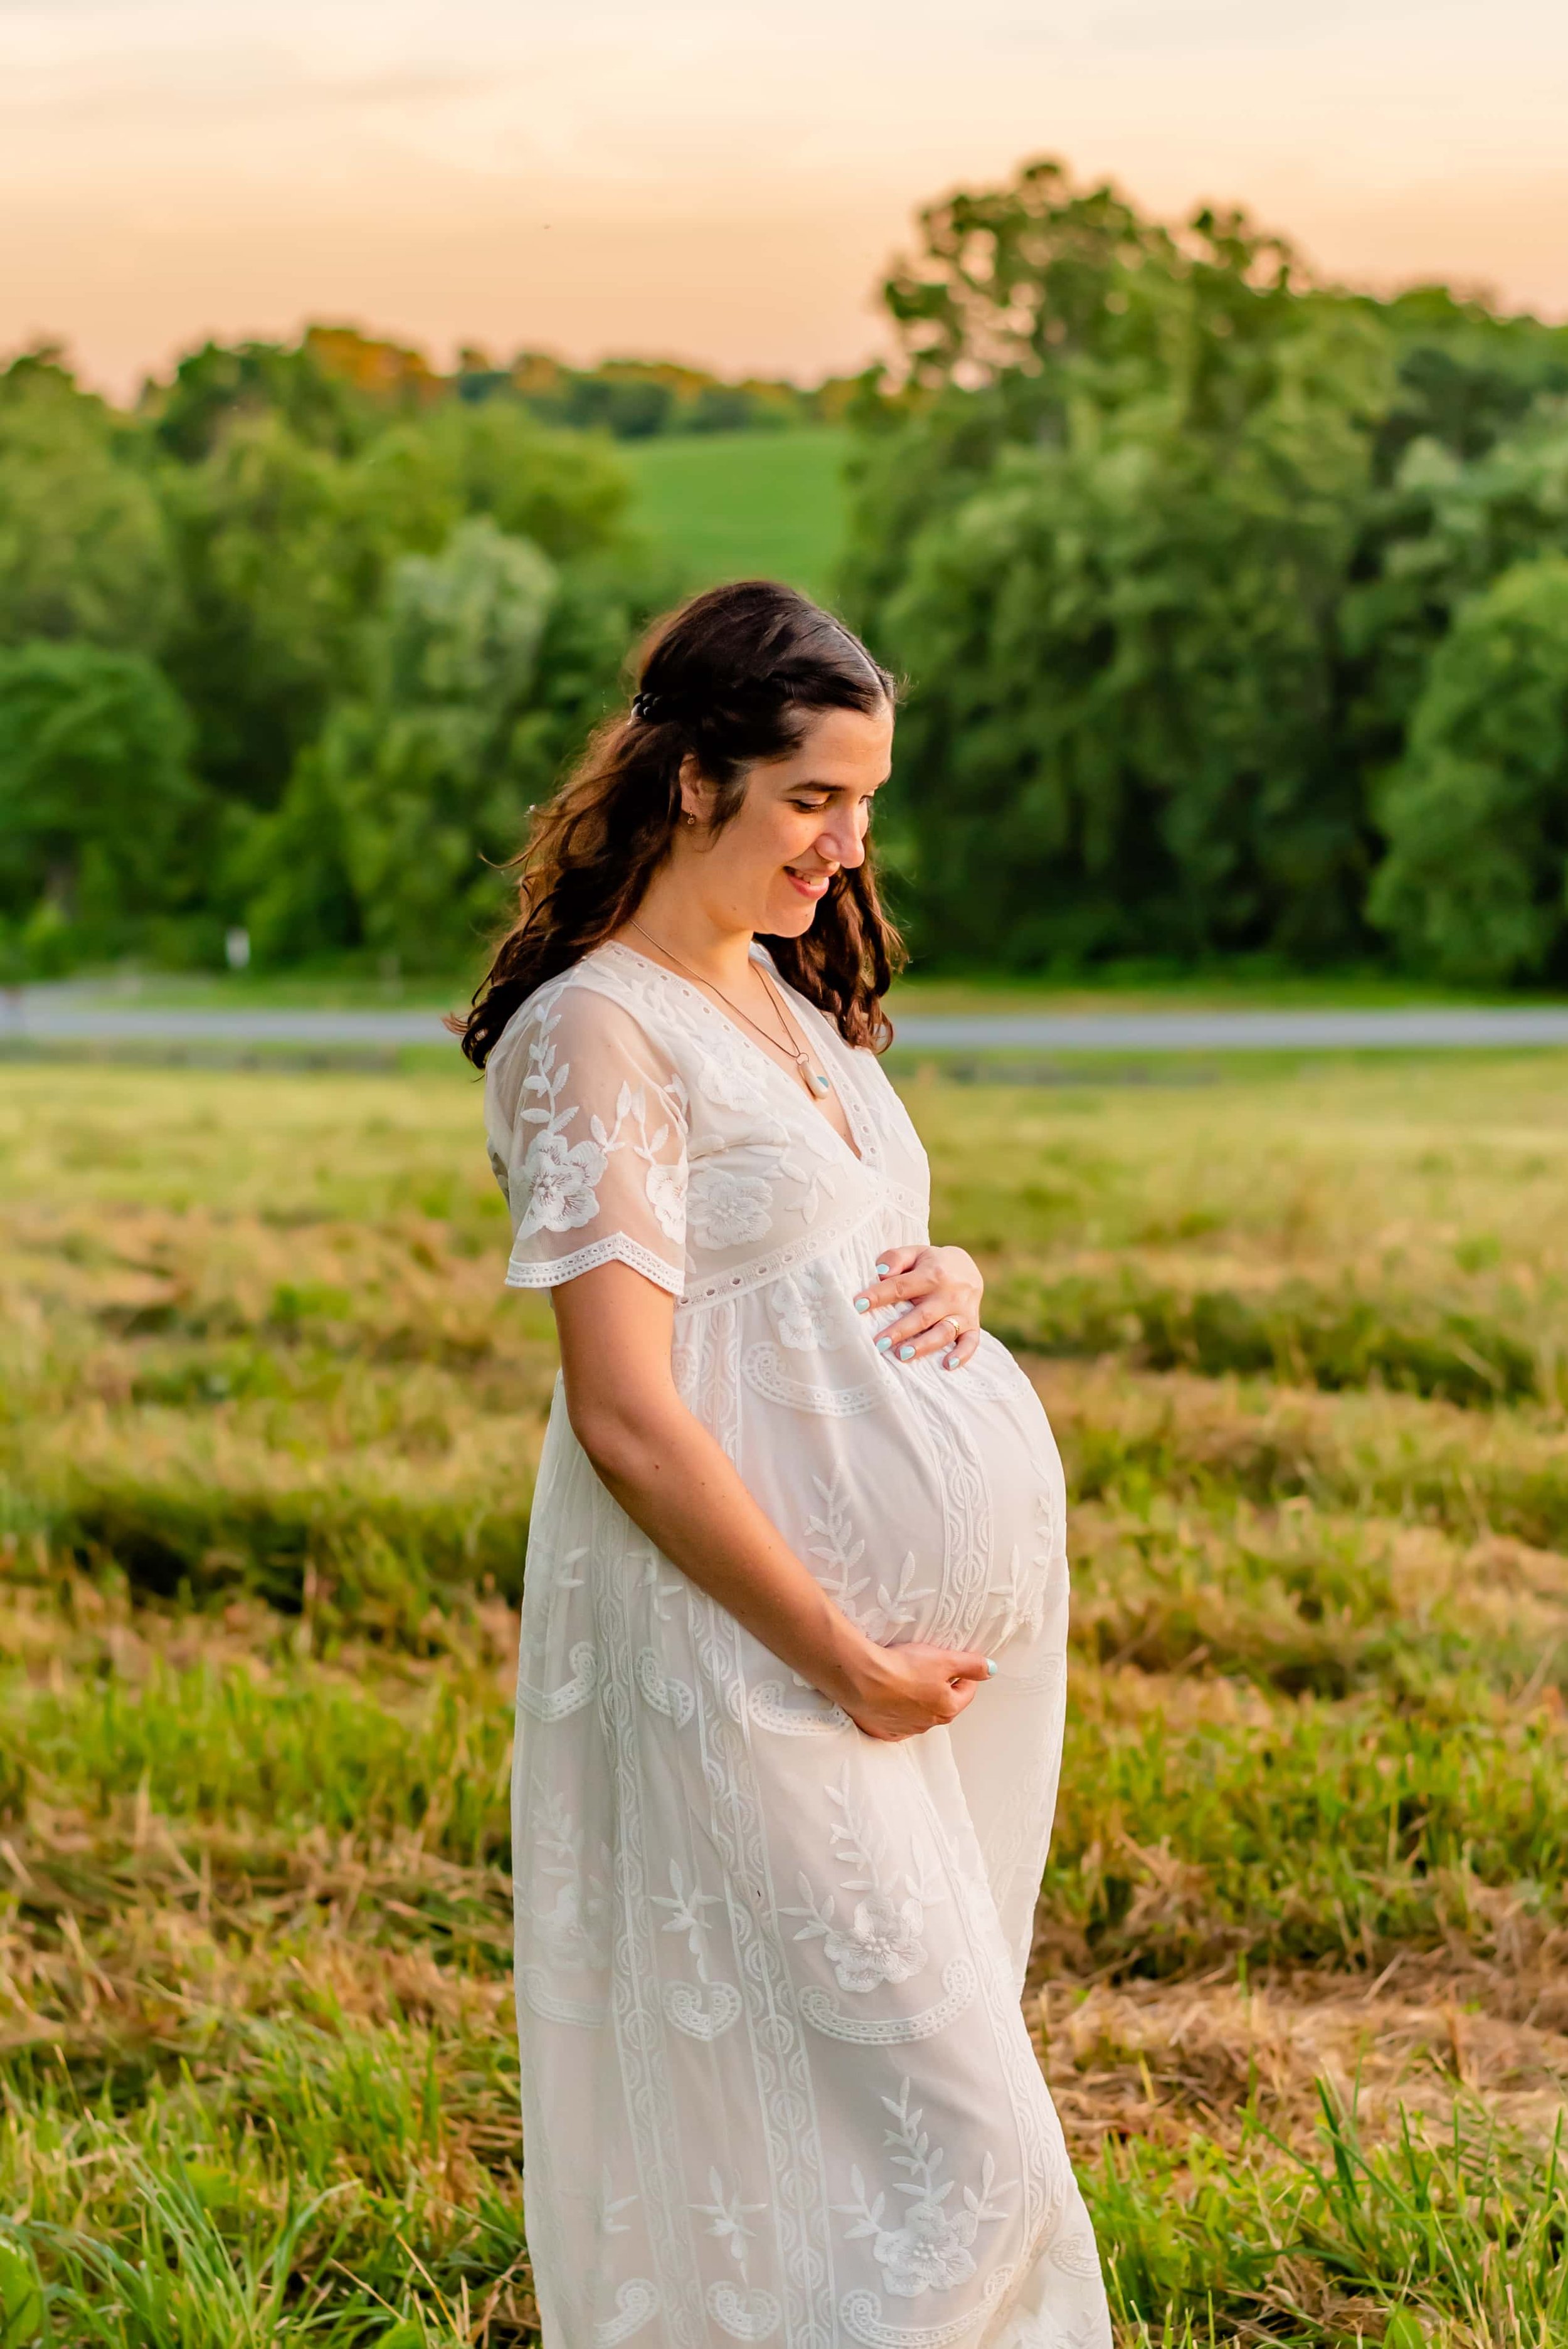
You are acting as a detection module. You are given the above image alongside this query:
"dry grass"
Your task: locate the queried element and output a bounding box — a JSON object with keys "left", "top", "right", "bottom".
{"left": 4, "top": 1052, "right": 1568, "bottom": 2343}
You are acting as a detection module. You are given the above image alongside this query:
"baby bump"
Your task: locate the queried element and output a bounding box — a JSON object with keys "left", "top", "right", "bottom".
{"left": 734, "top": 1327, "right": 1067, "bottom": 1658}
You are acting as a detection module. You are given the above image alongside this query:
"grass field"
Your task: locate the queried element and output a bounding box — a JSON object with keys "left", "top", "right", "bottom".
{"left": 5, "top": 1050, "right": 1568, "bottom": 2344}
{"left": 621, "top": 426, "right": 851, "bottom": 601}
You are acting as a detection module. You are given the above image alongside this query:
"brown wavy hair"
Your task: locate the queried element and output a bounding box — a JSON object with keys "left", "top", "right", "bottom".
{"left": 455, "top": 580, "right": 904, "bottom": 1068}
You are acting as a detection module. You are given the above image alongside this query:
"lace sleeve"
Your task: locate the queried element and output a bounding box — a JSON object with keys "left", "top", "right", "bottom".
{"left": 486, "top": 977, "right": 688, "bottom": 1297}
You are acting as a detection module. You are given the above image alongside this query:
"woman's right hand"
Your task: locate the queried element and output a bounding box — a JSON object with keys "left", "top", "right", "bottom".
{"left": 837, "top": 1639, "right": 993, "bottom": 1741}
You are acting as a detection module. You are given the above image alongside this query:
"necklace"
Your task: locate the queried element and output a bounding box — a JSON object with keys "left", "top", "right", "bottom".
{"left": 627, "top": 918, "right": 834, "bottom": 1100}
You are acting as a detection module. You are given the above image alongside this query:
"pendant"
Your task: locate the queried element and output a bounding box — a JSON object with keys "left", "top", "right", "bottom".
{"left": 807, "top": 1065, "right": 831, "bottom": 1096}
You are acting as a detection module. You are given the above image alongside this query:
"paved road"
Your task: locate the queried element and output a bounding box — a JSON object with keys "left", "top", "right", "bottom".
{"left": 8, "top": 994, "right": 1568, "bottom": 1054}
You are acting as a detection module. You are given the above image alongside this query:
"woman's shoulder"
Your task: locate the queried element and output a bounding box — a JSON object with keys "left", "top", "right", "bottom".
{"left": 487, "top": 944, "right": 663, "bottom": 1045}
{"left": 484, "top": 945, "right": 686, "bottom": 1116}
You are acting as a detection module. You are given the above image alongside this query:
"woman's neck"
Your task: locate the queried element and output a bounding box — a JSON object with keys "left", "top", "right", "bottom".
{"left": 623, "top": 871, "right": 757, "bottom": 995}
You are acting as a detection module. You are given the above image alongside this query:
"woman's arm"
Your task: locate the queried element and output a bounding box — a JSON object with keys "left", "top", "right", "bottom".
{"left": 551, "top": 1259, "right": 992, "bottom": 1741}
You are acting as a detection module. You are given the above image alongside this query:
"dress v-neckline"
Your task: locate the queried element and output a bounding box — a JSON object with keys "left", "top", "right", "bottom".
{"left": 596, "top": 938, "right": 869, "bottom": 1168}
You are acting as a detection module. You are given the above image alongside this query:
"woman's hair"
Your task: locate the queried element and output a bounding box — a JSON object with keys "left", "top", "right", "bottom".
{"left": 456, "top": 579, "right": 903, "bottom": 1068}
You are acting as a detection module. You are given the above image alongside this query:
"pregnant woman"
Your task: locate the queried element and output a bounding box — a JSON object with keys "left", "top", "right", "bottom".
{"left": 462, "top": 582, "right": 1110, "bottom": 2349}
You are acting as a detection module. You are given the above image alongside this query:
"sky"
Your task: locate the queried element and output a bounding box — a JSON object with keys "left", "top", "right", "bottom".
{"left": 4, "top": 0, "right": 1567, "bottom": 397}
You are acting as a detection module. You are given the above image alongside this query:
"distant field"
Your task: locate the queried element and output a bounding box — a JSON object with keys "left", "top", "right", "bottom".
{"left": 622, "top": 423, "right": 851, "bottom": 600}
{"left": 6, "top": 1053, "right": 1568, "bottom": 2340}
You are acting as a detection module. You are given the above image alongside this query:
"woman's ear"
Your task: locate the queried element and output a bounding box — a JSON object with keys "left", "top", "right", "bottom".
{"left": 677, "top": 753, "right": 712, "bottom": 830}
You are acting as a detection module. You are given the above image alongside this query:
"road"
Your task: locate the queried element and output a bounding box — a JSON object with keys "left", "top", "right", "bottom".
{"left": 8, "top": 992, "right": 1568, "bottom": 1054}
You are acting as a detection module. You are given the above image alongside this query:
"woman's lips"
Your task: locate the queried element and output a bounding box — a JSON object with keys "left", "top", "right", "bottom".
{"left": 785, "top": 867, "right": 832, "bottom": 899}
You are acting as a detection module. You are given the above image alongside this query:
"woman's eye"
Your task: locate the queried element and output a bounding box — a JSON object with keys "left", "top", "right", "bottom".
{"left": 792, "top": 800, "right": 830, "bottom": 814}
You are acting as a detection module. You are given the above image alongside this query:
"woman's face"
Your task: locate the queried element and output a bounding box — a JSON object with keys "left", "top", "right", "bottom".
{"left": 677, "top": 701, "right": 893, "bottom": 937}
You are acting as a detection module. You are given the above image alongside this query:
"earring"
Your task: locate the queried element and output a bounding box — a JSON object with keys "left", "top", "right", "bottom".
{"left": 682, "top": 812, "right": 697, "bottom": 829}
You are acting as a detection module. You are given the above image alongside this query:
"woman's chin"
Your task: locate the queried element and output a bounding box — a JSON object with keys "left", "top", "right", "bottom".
{"left": 760, "top": 894, "right": 820, "bottom": 936}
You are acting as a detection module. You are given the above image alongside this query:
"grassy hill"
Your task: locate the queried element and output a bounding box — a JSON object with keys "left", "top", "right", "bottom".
{"left": 621, "top": 424, "right": 851, "bottom": 602}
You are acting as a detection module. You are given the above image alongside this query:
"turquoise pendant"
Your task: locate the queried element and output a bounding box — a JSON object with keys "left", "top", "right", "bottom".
{"left": 807, "top": 1066, "right": 831, "bottom": 1097}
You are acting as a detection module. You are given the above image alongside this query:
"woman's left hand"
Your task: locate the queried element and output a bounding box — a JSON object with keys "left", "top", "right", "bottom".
{"left": 852, "top": 1244, "right": 985, "bottom": 1372}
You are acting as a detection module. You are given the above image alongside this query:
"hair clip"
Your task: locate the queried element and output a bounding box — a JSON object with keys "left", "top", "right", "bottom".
{"left": 631, "top": 689, "right": 661, "bottom": 721}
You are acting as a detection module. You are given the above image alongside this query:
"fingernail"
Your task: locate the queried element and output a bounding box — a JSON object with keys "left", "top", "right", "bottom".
{"left": 985, "top": 1658, "right": 997, "bottom": 1677}
{"left": 876, "top": 1335, "right": 893, "bottom": 1353}
{"left": 853, "top": 1295, "right": 869, "bottom": 1312}
{"left": 943, "top": 1350, "right": 958, "bottom": 1369}
{"left": 874, "top": 1263, "right": 889, "bottom": 1277}
{"left": 897, "top": 1344, "right": 915, "bottom": 1361}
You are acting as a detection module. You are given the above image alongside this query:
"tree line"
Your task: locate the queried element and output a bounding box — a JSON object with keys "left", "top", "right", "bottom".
{"left": 842, "top": 159, "right": 1568, "bottom": 985}
{"left": 0, "top": 330, "right": 683, "bottom": 980}
{"left": 4, "top": 162, "right": 1568, "bottom": 989}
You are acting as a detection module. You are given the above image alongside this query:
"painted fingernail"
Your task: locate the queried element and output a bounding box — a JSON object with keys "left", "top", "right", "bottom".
{"left": 943, "top": 1350, "right": 958, "bottom": 1369}
{"left": 985, "top": 1658, "right": 997, "bottom": 1678}
{"left": 853, "top": 1296, "right": 870, "bottom": 1312}
{"left": 897, "top": 1344, "right": 915, "bottom": 1361}
{"left": 874, "top": 1263, "right": 889, "bottom": 1277}
{"left": 876, "top": 1335, "right": 893, "bottom": 1353}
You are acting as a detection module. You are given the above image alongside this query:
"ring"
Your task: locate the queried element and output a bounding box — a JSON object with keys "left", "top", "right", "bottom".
{"left": 940, "top": 1316, "right": 961, "bottom": 1345}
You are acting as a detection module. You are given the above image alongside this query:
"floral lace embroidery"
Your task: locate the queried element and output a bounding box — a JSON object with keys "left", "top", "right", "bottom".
{"left": 694, "top": 2168, "right": 783, "bottom": 2338}
{"left": 805, "top": 1473, "right": 869, "bottom": 1608}
{"left": 591, "top": 2279, "right": 661, "bottom": 2348}
{"left": 768, "top": 1261, "right": 849, "bottom": 1351}
{"left": 784, "top": 1768, "right": 946, "bottom": 1995}
{"left": 598, "top": 2165, "right": 638, "bottom": 2235}
{"left": 800, "top": 1956, "right": 978, "bottom": 2047}
{"left": 515, "top": 997, "right": 688, "bottom": 1244}
{"left": 835, "top": 2079, "right": 1015, "bottom": 2299}
{"left": 860, "top": 1551, "right": 938, "bottom": 1644}
{"left": 516, "top": 1639, "right": 598, "bottom": 1722}
{"left": 839, "top": 2269, "right": 1014, "bottom": 2349}
{"left": 635, "top": 1646, "right": 696, "bottom": 1727}
{"left": 652, "top": 1859, "right": 742, "bottom": 2040}
{"left": 801, "top": 1476, "right": 934, "bottom": 1636}
{"left": 743, "top": 1344, "right": 882, "bottom": 1418}
{"left": 899, "top": 1756, "right": 1073, "bottom": 2253}
{"left": 747, "top": 1674, "right": 854, "bottom": 1736}
{"left": 707, "top": 2281, "right": 783, "bottom": 2343}
{"left": 529, "top": 1790, "right": 612, "bottom": 1971}
{"left": 517, "top": 1965, "right": 607, "bottom": 2028}
{"left": 687, "top": 1165, "right": 773, "bottom": 1249}
{"left": 696, "top": 1051, "right": 773, "bottom": 1116}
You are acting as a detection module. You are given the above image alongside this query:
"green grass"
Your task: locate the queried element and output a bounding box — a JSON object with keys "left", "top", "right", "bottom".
{"left": 5, "top": 1051, "right": 1568, "bottom": 2340}
{"left": 621, "top": 424, "right": 851, "bottom": 599}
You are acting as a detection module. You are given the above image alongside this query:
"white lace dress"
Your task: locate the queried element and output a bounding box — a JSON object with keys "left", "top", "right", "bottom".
{"left": 484, "top": 940, "right": 1110, "bottom": 2349}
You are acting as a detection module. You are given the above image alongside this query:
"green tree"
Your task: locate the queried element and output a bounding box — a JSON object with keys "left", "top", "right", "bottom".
{"left": 1369, "top": 556, "right": 1568, "bottom": 982}
{"left": 1341, "top": 401, "right": 1568, "bottom": 788}
{"left": 844, "top": 157, "right": 1393, "bottom": 965}
{"left": 844, "top": 157, "right": 1323, "bottom": 623}
{"left": 841, "top": 153, "right": 1568, "bottom": 975}
{"left": 0, "top": 641, "right": 205, "bottom": 962}
{"left": 373, "top": 399, "right": 631, "bottom": 561}
{"left": 157, "top": 413, "right": 401, "bottom": 809}
{"left": 144, "top": 333, "right": 384, "bottom": 463}
{"left": 1368, "top": 286, "right": 1568, "bottom": 477}
{"left": 161, "top": 401, "right": 633, "bottom": 813}
{"left": 876, "top": 331, "right": 1387, "bottom": 964}
{"left": 243, "top": 519, "right": 670, "bottom": 972}
{"left": 0, "top": 350, "right": 173, "bottom": 653}
{"left": 243, "top": 519, "right": 560, "bottom": 970}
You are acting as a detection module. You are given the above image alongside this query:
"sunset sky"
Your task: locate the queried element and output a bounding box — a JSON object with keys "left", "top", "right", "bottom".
{"left": 6, "top": 0, "right": 1566, "bottom": 397}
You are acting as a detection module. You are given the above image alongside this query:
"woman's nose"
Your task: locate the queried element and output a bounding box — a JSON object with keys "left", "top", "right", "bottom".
{"left": 818, "top": 811, "right": 866, "bottom": 868}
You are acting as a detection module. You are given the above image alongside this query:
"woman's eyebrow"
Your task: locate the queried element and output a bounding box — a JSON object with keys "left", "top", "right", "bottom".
{"left": 793, "top": 774, "right": 889, "bottom": 793}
